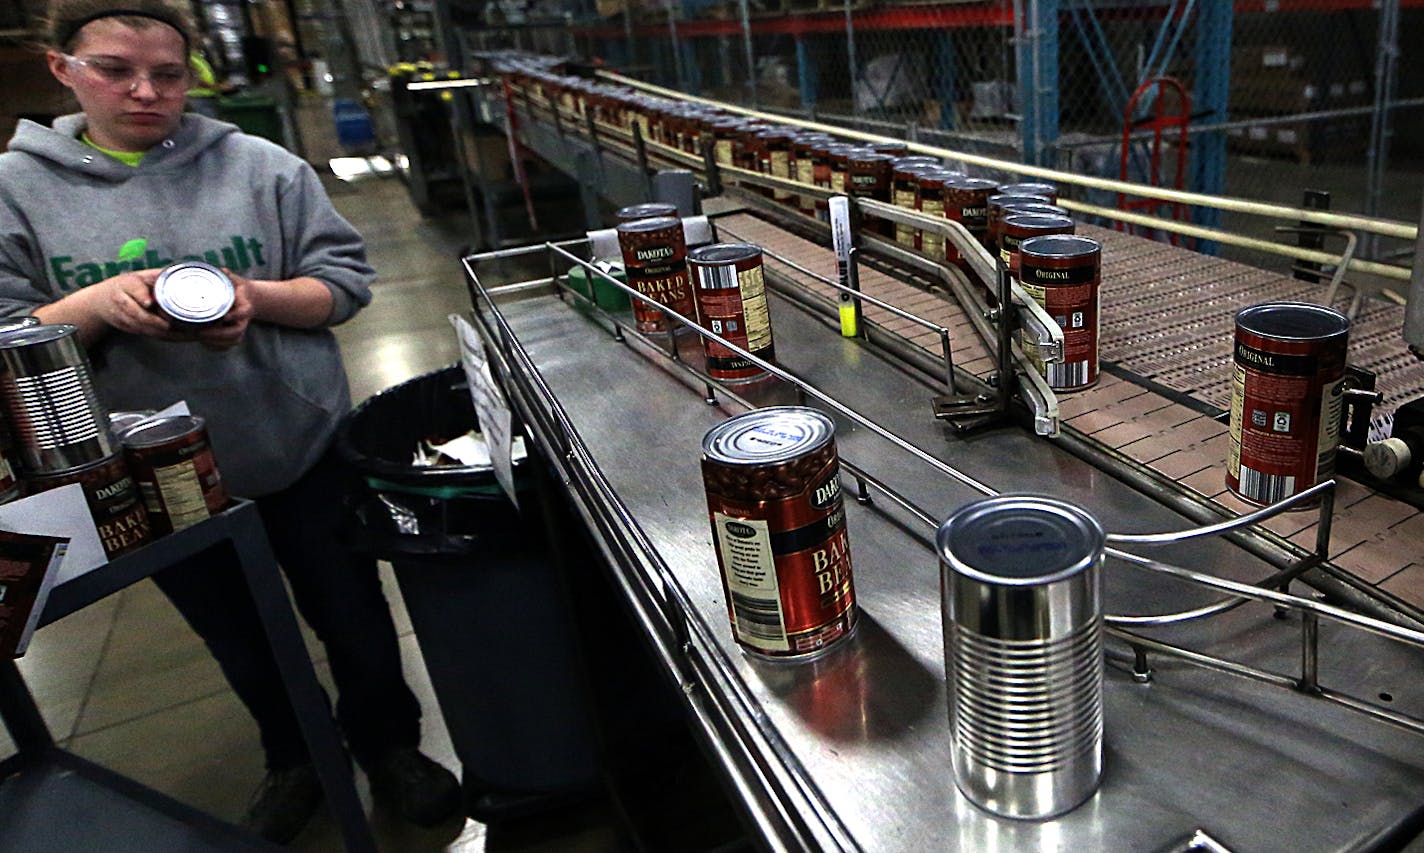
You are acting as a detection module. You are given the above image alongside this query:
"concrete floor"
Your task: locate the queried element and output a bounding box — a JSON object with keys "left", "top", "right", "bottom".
{"left": 7, "top": 173, "right": 622, "bottom": 852}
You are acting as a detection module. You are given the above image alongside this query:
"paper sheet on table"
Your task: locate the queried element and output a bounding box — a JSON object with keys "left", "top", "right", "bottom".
{"left": 0, "top": 483, "right": 106, "bottom": 584}
{"left": 450, "top": 314, "right": 519, "bottom": 508}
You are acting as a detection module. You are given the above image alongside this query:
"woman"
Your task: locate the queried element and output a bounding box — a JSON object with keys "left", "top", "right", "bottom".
{"left": 0, "top": 0, "right": 459, "bottom": 842}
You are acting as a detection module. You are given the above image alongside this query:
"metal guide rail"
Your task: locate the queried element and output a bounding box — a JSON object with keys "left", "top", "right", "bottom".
{"left": 459, "top": 236, "right": 1424, "bottom": 852}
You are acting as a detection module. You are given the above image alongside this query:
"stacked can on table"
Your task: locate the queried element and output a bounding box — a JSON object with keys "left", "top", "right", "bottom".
{"left": 117, "top": 415, "right": 230, "bottom": 536}
{"left": 0, "top": 324, "right": 150, "bottom": 558}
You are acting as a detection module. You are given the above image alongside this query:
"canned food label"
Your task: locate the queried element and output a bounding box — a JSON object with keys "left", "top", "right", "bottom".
{"left": 831, "top": 172, "right": 846, "bottom": 193}
{"left": 714, "top": 513, "right": 789, "bottom": 651}
{"left": 1021, "top": 262, "right": 1099, "bottom": 390}
{"left": 696, "top": 263, "right": 772, "bottom": 374}
{"left": 1228, "top": 343, "right": 1345, "bottom": 503}
{"left": 795, "top": 158, "right": 815, "bottom": 185}
{"left": 771, "top": 151, "right": 791, "bottom": 200}
{"left": 715, "top": 140, "right": 733, "bottom": 164}
{"left": 148, "top": 459, "right": 213, "bottom": 531}
{"left": 894, "top": 188, "right": 918, "bottom": 246}
{"left": 921, "top": 200, "right": 946, "bottom": 257}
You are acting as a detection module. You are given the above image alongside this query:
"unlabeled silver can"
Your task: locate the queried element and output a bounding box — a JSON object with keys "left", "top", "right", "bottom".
{"left": 0, "top": 324, "right": 114, "bottom": 474}
{"left": 937, "top": 494, "right": 1105, "bottom": 820}
{"left": 154, "top": 261, "right": 235, "bottom": 325}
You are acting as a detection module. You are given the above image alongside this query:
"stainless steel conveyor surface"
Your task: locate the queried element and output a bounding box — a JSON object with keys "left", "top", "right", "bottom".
{"left": 469, "top": 276, "right": 1424, "bottom": 852}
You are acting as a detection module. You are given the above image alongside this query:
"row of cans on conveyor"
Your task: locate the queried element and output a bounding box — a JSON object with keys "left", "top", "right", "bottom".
{"left": 0, "top": 295, "right": 232, "bottom": 561}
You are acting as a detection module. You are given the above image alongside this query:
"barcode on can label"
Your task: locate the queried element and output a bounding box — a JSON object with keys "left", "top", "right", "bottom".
{"left": 1238, "top": 464, "right": 1296, "bottom": 504}
{"left": 714, "top": 513, "right": 789, "bottom": 651}
{"left": 1048, "top": 360, "right": 1090, "bottom": 389}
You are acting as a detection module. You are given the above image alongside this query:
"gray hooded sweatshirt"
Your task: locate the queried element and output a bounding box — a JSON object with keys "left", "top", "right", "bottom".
{"left": 0, "top": 113, "right": 374, "bottom": 497}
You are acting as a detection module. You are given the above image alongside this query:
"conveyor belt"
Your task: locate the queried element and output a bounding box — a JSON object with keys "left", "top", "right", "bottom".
{"left": 715, "top": 212, "right": 1424, "bottom": 608}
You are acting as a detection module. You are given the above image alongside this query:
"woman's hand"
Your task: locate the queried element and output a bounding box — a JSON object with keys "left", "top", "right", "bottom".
{"left": 35, "top": 269, "right": 188, "bottom": 343}
{"left": 196, "top": 269, "right": 256, "bottom": 350}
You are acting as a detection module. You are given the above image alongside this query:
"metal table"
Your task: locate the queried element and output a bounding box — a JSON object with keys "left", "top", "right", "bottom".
{"left": 463, "top": 249, "right": 1424, "bottom": 851}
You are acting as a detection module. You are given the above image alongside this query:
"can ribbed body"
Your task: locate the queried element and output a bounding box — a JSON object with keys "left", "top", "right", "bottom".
{"left": 938, "top": 495, "right": 1104, "bottom": 820}
{"left": 1228, "top": 302, "right": 1349, "bottom": 506}
{"left": 1019, "top": 235, "right": 1102, "bottom": 391}
{"left": 0, "top": 325, "right": 114, "bottom": 473}
{"left": 702, "top": 408, "right": 857, "bottom": 660}
{"left": 120, "top": 415, "right": 230, "bottom": 537}
{"left": 26, "top": 453, "right": 151, "bottom": 559}
{"left": 689, "top": 244, "right": 776, "bottom": 383}
{"left": 616, "top": 217, "right": 697, "bottom": 335}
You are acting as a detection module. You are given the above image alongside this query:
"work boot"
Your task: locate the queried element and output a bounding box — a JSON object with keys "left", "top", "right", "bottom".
{"left": 242, "top": 763, "right": 323, "bottom": 844}
{"left": 361, "top": 747, "right": 461, "bottom": 826}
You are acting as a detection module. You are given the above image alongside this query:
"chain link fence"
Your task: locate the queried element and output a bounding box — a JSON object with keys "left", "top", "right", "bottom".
{"left": 533, "top": 0, "right": 1422, "bottom": 272}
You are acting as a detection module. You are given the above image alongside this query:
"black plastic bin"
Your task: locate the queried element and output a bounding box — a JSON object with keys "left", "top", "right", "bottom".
{"left": 335, "top": 365, "right": 599, "bottom": 819}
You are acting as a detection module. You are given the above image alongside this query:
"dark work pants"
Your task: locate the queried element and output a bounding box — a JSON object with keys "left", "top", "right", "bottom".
{"left": 153, "top": 446, "right": 422, "bottom": 770}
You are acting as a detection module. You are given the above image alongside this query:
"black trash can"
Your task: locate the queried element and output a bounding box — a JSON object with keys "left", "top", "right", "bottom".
{"left": 336, "top": 364, "right": 600, "bottom": 819}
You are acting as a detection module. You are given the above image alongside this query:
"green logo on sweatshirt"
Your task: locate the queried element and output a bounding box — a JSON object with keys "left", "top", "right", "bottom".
{"left": 48, "top": 236, "right": 267, "bottom": 289}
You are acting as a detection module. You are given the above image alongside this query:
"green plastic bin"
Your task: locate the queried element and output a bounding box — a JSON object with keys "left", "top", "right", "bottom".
{"left": 216, "top": 95, "right": 284, "bottom": 146}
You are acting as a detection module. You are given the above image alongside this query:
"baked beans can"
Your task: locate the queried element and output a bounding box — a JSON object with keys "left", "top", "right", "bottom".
{"left": 1000, "top": 213, "right": 1075, "bottom": 275}
{"left": 987, "top": 194, "right": 1052, "bottom": 259}
{"left": 1018, "top": 235, "right": 1101, "bottom": 391}
{"left": 848, "top": 152, "right": 893, "bottom": 236}
{"left": 916, "top": 169, "right": 950, "bottom": 256}
{"left": 701, "top": 407, "right": 857, "bottom": 660}
{"left": 153, "top": 261, "right": 235, "bottom": 326}
{"left": 25, "top": 453, "right": 150, "bottom": 559}
{"left": 616, "top": 202, "right": 678, "bottom": 224}
{"left": 945, "top": 177, "right": 1000, "bottom": 252}
{"left": 892, "top": 162, "right": 929, "bottom": 247}
{"left": 1227, "top": 302, "right": 1350, "bottom": 507}
{"left": 998, "top": 181, "right": 1059, "bottom": 203}
{"left": 688, "top": 244, "right": 775, "bottom": 383}
{"left": 119, "top": 415, "right": 229, "bottom": 537}
{"left": 616, "top": 216, "right": 697, "bottom": 335}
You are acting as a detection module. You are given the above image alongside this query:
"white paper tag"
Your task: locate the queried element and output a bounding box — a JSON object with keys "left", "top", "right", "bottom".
{"left": 450, "top": 314, "right": 519, "bottom": 509}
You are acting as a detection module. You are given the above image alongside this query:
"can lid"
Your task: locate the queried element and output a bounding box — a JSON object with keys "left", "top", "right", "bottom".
{"left": 0, "top": 316, "right": 40, "bottom": 337}
{"left": 616, "top": 215, "right": 682, "bottom": 235}
{"left": 703, "top": 406, "right": 834, "bottom": 465}
{"left": 988, "top": 193, "right": 1052, "bottom": 209}
{"left": 154, "top": 262, "right": 235, "bottom": 323}
{"left": 1019, "top": 234, "right": 1101, "bottom": 259}
{"left": 1236, "top": 301, "right": 1350, "bottom": 341}
{"left": 119, "top": 414, "right": 205, "bottom": 448}
{"left": 617, "top": 202, "right": 678, "bottom": 220}
{"left": 1003, "top": 214, "right": 1075, "bottom": 232}
{"left": 0, "top": 323, "right": 77, "bottom": 349}
{"left": 1002, "top": 202, "right": 1069, "bottom": 218}
{"left": 999, "top": 181, "right": 1058, "bottom": 196}
{"left": 945, "top": 177, "right": 1000, "bottom": 191}
{"left": 689, "top": 243, "right": 761, "bottom": 265}
{"left": 937, "top": 494, "right": 1104, "bottom": 586}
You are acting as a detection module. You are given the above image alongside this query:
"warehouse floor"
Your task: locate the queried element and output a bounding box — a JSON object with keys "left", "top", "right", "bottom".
{"left": 7, "top": 174, "right": 624, "bottom": 851}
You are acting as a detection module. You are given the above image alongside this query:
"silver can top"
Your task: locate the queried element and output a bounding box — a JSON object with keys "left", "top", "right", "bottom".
{"left": 154, "top": 262, "right": 235, "bottom": 324}
{"left": 118, "top": 414, "right": 206, "bottom": 449}
{"left": 0, "top": 323, "right": 77, "bottom": 350}
{"left": 1236, "top": 301, "right": 1349, "bottom": 342}
{"left": 937, "top": 494, "right": 1104, "bottom": 586}
{"left": 702, "top": 406, "right": 834, "bottom": 465}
